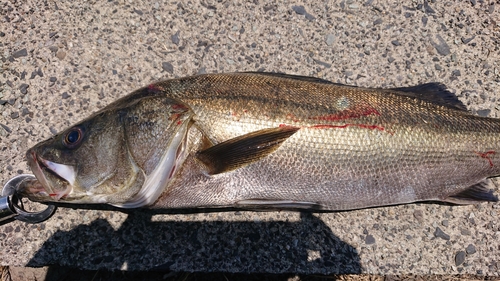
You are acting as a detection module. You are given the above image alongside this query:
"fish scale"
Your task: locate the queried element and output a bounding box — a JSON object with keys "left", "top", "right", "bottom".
{"left": 23, "top": 72, "right": 499, "bottom": 210}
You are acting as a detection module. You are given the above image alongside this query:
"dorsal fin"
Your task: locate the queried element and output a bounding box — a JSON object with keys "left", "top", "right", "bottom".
{"left": 248, "top": 74, "right": 467, "bottom": 111}
{"left": 390, "top": 83, "right": 467, "bottom": 111}
{"left": 244, "top": 73, "right": 466, "bottom": 111}
{"left": 196, "top": 126, "right": 299, "bottom": 175}
{"left": 244, "top": 71, "right": 340, "bottom": 85}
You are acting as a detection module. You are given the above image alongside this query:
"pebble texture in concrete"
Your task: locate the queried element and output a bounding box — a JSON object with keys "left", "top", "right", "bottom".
{"left": 1, "top": 0, "right": 500, "bottom": 275}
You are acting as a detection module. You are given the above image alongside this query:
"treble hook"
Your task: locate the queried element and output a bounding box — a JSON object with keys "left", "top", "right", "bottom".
{"left": 0, "top": 174, "right": 56, "bottom": 224}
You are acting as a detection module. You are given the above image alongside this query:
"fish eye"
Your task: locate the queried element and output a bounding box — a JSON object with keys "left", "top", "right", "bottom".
{"left": 63, "top": 127, "right": 84, "bottom": 148}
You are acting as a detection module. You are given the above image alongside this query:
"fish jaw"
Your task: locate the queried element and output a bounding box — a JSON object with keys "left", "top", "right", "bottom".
{"left": 25, "top": 150, "right": 75, "bottom": 201}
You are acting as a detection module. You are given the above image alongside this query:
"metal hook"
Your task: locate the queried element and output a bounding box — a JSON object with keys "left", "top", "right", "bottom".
{"left": 1, "top": 174, "right": 56, "bottom": 223}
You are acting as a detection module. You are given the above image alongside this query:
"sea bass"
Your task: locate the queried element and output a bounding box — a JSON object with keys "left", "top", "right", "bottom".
{"left": 23, "top": 72, "right": 499, "bottom": 210}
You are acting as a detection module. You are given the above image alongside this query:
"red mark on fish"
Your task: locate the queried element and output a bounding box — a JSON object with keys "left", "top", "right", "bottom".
{"left": 279, "top": 124, "right": 299, "bottom": 128}
{"left": 49, "top": 193, "right": 67, "bottom": 199}
{"left": 286, "top": 114, "right": 300, "bottom": 123}
{"left": 172, "top": 104, "right": 188, "bottom": 110}
{"left": 168, "top": 165, "right": 176, "bottom": 179}
{"left": 147, "top": 84, "right": 165, "bottom": 94}
{"left": 169, "top": 113, "right": 180, "bottom": 120}
{"left": 475, "top": 150, "right": 496, "bottom": 167}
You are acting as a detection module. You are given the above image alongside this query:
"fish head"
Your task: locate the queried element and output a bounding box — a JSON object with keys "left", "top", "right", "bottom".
{"left": 24, "top": 92, "right": 193, "bottom": 206}
{"left": 24, "top": 109, "right": 128, "bottom": 203}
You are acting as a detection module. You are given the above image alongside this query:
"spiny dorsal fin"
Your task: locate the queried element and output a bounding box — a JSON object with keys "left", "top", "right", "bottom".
{"left": 390, "top": 83, "right": 467, "bottom": 111}
{"left": 196, "top": 126, "right": 299, "bottom": 175}
{"left": 443, "top": 181, "right": 498, "bottom": 204}
{"left": 244, "top": 71, "right": 339, "bottom": 85}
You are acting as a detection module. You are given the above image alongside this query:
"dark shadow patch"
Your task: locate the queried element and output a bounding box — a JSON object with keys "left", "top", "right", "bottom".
{"left": 28, "top": 211, "right": 361, "bottom": 276}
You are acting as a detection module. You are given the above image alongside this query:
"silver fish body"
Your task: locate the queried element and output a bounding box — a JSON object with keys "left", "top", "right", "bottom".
{"left": 24, "top": 73, "right": 499, "bottom": 210}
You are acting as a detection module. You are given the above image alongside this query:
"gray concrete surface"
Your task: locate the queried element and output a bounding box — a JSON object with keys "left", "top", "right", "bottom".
{"left": 1, "top": 0, "right": 499, "bottom": 276}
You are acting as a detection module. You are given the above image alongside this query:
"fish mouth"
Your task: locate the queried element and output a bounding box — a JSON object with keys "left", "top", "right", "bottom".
{"left": 27, "top": 151, "right": 75, "bottom": 200}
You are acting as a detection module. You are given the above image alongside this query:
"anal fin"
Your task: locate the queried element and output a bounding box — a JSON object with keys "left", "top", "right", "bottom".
{"left": 196, "top": 126, "right": 299, "bottom": 175}
{"left": 444, "top": 181, "right": 498, "bottom": 204}
{"left": 236, "top": 199, "right": 321, "bottom": 210}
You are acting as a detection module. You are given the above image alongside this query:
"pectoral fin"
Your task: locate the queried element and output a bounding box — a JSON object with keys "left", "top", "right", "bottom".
{"left": 443, "top": 181, "right": 498, "bottom": 204}
{"left": 196, "top": 126, "right": 299, "bottom": 175}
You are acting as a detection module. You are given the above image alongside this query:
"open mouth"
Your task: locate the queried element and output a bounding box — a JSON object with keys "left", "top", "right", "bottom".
{"left": 28, "top": 151, "right": 75, "bottom": 200}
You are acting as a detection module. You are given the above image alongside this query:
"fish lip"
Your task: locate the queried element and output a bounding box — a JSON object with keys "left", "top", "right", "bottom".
{"left": 27, "top": 151, "right": 52, "bottom": 196}
{"left": 37, "top": 156, "right": 76, "bottom": 186}
{"left": 28, "top": 151, "right": 74, "bottom": 200}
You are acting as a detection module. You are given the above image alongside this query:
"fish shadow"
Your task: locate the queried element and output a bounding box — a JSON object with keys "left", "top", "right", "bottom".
{"left": 27, "top": 210, "right": 361, "bottom": 275}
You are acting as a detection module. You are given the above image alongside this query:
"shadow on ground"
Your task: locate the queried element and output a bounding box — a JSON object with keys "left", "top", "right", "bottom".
{"left": 26, "top": 211, "right": 360, "bottom": 279}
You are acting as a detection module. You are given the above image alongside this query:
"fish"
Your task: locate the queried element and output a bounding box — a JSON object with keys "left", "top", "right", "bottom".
{"left": 22, "top": 72, "right": 499, "bottom": 210}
